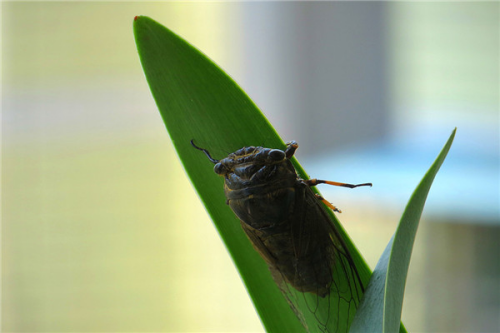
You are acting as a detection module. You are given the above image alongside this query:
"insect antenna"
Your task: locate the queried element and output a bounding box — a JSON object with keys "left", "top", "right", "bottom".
{"left": 190, "top": 140, "right": 220, "bottom": 164}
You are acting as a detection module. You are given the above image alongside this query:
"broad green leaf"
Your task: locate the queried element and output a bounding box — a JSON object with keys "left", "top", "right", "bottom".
{"left": 133, "top": 16, "right": 374, "bottom": 332}
{"left": 350, "top": 129, "right": 456, "bottom": 333}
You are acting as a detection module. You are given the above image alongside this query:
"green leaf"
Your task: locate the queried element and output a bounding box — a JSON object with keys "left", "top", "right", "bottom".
{"left": 350, "top": 128, "right": 456, "bottom": 333}
{"left": 133, "top": 16, "right": 374, "bottom": 332}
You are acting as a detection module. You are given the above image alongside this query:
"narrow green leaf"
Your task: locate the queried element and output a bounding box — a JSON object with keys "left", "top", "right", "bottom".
{"left": 133, "top": 16, "right": 374, "bottom": 332}
{"left": 350, "top": 128, "right": 456, "bottom": 333}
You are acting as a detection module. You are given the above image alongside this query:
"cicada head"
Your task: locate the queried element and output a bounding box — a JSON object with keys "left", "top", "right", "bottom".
{"left": 191, "top": 140, "right": 300, "bottom": 228}
{"left": 214, "top": 144, "right": 297, "bottom": 191}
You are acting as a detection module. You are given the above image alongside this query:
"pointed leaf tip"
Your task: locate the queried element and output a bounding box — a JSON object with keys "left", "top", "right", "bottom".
{"left": 350, "top": 128, "right": 456, "bottom": 333}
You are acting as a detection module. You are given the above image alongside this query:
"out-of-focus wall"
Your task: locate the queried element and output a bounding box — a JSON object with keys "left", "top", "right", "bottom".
{"left": 238, "top": 2, "right": 388, "bottom": 156}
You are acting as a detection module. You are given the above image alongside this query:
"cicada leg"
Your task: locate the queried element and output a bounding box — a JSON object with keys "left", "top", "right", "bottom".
{"left": 314, "top": 194, "right": 342, "bottom": 213}
{"left": 305, "top": 179, "right": 371, "bottom": 214}
{"left": 284, "top": 141, "right": 299, "bottom": 159}
{"left": 306, "top": 179, "right": 372, "bottom": 189}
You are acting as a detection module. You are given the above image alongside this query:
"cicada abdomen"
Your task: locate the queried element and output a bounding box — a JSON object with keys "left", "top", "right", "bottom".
{"left": 192, "top": 140, "right": 371, "bottom": 333}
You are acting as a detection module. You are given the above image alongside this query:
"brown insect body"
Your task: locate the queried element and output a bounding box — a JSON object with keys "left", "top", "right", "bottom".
{"left": 215, "top": 142, "right": 335, "bottom": 297}
{"left": 192, "top": 140, "right": 369, "bottom": 303}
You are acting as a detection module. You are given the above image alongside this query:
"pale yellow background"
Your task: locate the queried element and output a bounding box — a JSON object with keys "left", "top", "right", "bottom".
{"left": 3, "top": 3, "right": 263, "bottom": 332}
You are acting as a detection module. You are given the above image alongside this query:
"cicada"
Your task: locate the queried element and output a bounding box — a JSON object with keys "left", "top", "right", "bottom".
{"left": 192, "top": 140, "right": 371, "bottom": 333}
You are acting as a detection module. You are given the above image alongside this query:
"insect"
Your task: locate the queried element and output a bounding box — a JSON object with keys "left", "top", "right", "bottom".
{"left": 191, "top": 140, "right": 371, "bottom": 332}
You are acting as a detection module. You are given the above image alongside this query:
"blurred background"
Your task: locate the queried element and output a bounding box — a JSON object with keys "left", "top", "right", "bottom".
{"left": 2, "top": 2, "right": 498, "bottom": 332}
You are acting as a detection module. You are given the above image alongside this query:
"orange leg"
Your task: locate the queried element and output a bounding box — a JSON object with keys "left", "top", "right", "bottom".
{"left": 306, "top": 178, "right": 372, "bottom": 189}
{"left": 315, "top": 194, "right": 342, "bottom": 213}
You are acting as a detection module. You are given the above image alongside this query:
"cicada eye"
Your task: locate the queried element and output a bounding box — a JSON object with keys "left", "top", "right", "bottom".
{"left": 268, "top": 149, "right": 285, "bottom": 161}
{"left": 214, "top": 163, "right": 227, "bottom": 175}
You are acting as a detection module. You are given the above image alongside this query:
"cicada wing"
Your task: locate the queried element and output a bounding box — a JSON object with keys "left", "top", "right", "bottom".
{"left": 285, "top": 182, "right": 365, "bottom": 333}
{"left": 239, "top": 221, "right": 310, "bottom": 331}
{"left": 238, "top": 183, "right": 364, "bottom": 333}
{"left": 309, "top": 189, "right": 365, "bottom": 306}
{"left": 268, "top": 264, "right": 311, "bottom": 331}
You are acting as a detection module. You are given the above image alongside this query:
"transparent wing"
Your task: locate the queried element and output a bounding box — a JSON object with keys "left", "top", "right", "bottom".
{"left": 239, "top": 182, "right": 364, "bottom": 333}
{"left": 279, "top": 182, "right": 364, "bottom": 333}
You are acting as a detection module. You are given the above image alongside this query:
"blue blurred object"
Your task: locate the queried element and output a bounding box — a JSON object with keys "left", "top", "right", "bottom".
{"left": 305, "top": 126, "right": 499, "bottom": 225}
